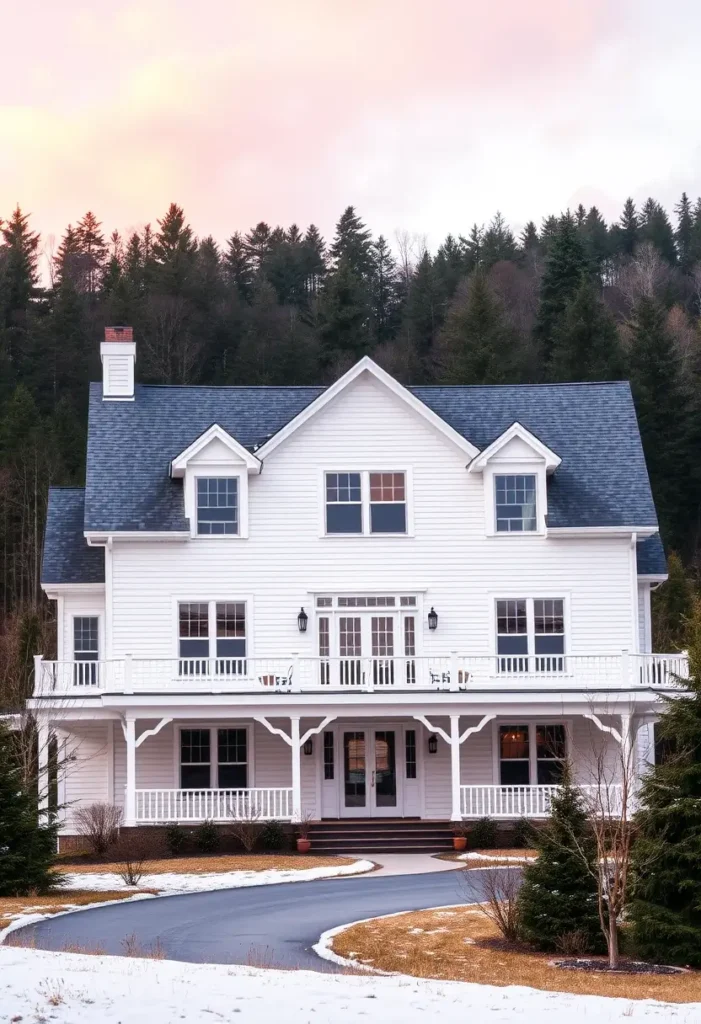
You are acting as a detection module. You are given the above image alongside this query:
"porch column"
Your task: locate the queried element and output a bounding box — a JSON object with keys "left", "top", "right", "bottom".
{"left": 124, "top": 717, "right": 136, "bottom": 826}
{"left": 37, "top": 715, "right": 50, "bottom": 816}
{"left": 449, "top": 714, "right": 462, "bottom": 822}
{"left": 620, "top": 711, "right": 635, "bottom": 811}
{"left": 290, "top": 716, "right": 302, "bottom": 822}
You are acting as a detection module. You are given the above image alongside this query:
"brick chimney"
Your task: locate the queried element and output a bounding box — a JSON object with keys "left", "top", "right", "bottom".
{"left": 100, "top": 326, "right": 136, "bottom": 400}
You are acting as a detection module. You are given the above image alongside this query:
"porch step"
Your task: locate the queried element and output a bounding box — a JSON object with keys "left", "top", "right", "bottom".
{"left": 308, "top": 818, "right": 454, "bottom": 854}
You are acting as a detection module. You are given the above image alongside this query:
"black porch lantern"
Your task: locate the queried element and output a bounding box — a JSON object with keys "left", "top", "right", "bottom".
{"left": 427, "top": 606, "right": 438, "bottom": 631}
{"left": 297, "top": 607, "right": 309, "bottom": 633}
{"left": 428, "top": 734, "right": 438, "bottom": 754}
{"left": 303, "top": 738, "right": 313, "bottom": 756}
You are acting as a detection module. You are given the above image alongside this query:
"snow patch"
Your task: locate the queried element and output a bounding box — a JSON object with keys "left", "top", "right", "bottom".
{"left": 461, "top": 851, "right": 536, "bottom": 863}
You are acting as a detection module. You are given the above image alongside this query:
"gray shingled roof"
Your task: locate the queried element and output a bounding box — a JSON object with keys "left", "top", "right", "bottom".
{"left": 41, "top": 488, "right": 104, "bottom": 585}
{"left": 636, "top": 534, "right": 667, "bottom": 576}
{"left": 43, "top": 376, "right": 662, "bottom": 585}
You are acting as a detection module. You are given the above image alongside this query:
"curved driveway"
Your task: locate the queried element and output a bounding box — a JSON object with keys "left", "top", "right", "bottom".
{"left": 14, "top": 869, "right": 492, "bottom": 971}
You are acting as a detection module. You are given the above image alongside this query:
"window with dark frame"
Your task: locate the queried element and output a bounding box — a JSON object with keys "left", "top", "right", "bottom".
{"left": 216, "top": 602, "right": 246, "bottom": 673}
{"left": 499, "top": 725, "right": 530, "bottom": 785}
{"left": 325, "top": 472, "right": 362, "bottom": 533}
{"left": 196, "top": 477, "right": 239, "bottom": 535}
{"left": 217, "top": 728, "right": 247, "bottom": 788}
{"left": 73, "top": 616, "right": 99, "bottom": 686}
{"left": 323, "top": 731, "right": 334, "bottom": 780}
{"left": 536, "top": 724, "right": 567, "bottom": 783}
{"left": 534, "top": 600, "right": 565, "bottom": 672}
{"left": 179, "top": 603, "right": 209, "bottom": 674}
{"left": 495, "top": 474, "right": 537, "bottom": 532}
{"left": 369, "top": 472, "right": 407, "bottom": 533}
{"left": 405, "top": 729, "right": 417, "bottom": 779}
{"left": 319, "top": 616, "right": 330, "bottom": 685}
{"left": 496, "top": 599, "right": 528, "bottom": 672}
{"left": 180, "top": 728, "right": 211, "bottom": 788}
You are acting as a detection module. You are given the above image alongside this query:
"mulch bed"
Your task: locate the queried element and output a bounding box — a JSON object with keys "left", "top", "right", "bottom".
{"left": 554, "top": 958, "right": 685, "bottom": 976}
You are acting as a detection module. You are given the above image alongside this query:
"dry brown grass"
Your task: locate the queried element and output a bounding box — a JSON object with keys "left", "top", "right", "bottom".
{"left": 332, "top": 906, "right": 701, "bottom": 1003}
{"left": 54, "top": 854, "right": 357, "bottom": 875}
{"left": 439, "top": 849, "right": 537, "bottom": 870}
{"left": 0, "top": 890, "right": 154, "bottom": 926}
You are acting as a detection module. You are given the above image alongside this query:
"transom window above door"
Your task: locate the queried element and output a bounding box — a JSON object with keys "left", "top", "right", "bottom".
{"left": 324, "top": 471, "right": 409, "bottom": 535}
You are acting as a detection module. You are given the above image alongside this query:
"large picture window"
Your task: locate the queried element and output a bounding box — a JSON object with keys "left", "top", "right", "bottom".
{"left": 498, "top": 723, "right": 567, "bottom": 786}
{"left": 495, "top": 474, "right": 537, "bottom": 532}
{"left": 325, "top": 471, "right": 408, "bottom": 535}
{"left": 196, "top": 477, "right": 238, "bottom": 535}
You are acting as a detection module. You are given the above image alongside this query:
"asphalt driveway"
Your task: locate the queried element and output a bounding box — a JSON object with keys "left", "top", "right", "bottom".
{"left": 12, "top": 868, "right": 492, "bottom": 971}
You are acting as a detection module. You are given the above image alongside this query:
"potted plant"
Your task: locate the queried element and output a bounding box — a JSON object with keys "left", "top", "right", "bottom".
{"left": 296, "top": 812, "right": 314, "bottom": 853}
{"left": 452, "top": 823, "right": 469, "bottom": 852}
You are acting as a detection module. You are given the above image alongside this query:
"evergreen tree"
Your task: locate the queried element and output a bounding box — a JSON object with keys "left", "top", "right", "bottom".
{"left": 244, "top": 222, "right": 272, "bottom": 274}
{"left": 517, "top": 765, "right": 602, "bottom": 952}
{"left": 224, "top": 231, "right": 254, "bottom": 301}
{"left": 370, "top": 235, "right": 402, "bottom": 345}
{"left": 675, "top": 193, "right": 694, "bottom": 274}
{"left": 461, "top": 224, "right": 483, "bottom": 273}
{"left": 581, "top": 207, "right": 610, "bottom": 275}
{"left": 652, "top": 552, "right": 695, "bottom": 651}
{"left": 433, "top": 234, "right": 465, "bottom": 306}
{"left": 75, "top": 211, "right": 107, "bottom": 296}
{"left": 548, "top": 278, "right": 625, "bottom": 382}
{"left": 152, "top": 203, "right": 197, "bottom": 295}
{"left": 629, "top": 598, "right": 701, "bottom": 967}
{"left": 520, "top": 221, "right": 540, "bottom": 254}
{"left": 300, "top": 224, "right": 326, "bottom": 298}
{"left": 0, "top": 720, "right": 59, "bottom": 896}
{"left": 404, "top": 251, "right": 442, "bottom": 368}
{"left": 640, "top": 198, "right": 677, "bottom": 265}
{"left": 437, "top": 273, "right": 520, "bottom": 384}
{"left": 317, "top": 256, "right": 371, "bottom": 362}
{"left": 628, "top": 296, "right": 693, "bottom": 551}
{"left": 534, "top": 214, "right": 590, "bottom": 364}
{"left": 329, "top": 206, "right": 373, "bottom": 278}
{"left": 611, "top": 197, "right": 639, "bottom": 258}
{"left": 481, "top": 212, "right": 518, "bottom": 268}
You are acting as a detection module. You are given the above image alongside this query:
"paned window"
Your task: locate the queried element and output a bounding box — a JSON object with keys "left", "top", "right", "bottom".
{"left": 217, "top": 728, "right": 247, "bottom": 788}
{"left": 496, "top": 598, "right": 565, "bottom": 673}
{"left": 197, "top": 477, "right": 238, "bottom": 535}
{"left": 536, "top": 724, "right": 567, "bottom": 783}
{"left": 369, "top": 472, "right": 407, "bottom": 533}
{"left": 73, "top": 617, "right": 98, "bottom": 686}
{"left": 323, "top": 731, "right": 335, "bottom": 780}
{"left": 325, "top": 472, "right": 362, "bottom": 533}
{"left": 499, "top": 725, "right": 530, "bottom": 785}
{"left": 180, "top": 729, "right": 211, "bottom": 788}
{"left": 216, "top": 602, "right": 246, "bottom": 672}
{"left": 179, "top": 603, "right": 209, "bottom": 672}
{"left": 495, "top": 474, "right": 537, "bottom": 532}
{"left": 405, "top": 729, "right": 417, "bottom": 779}
{"left": 325, "top": 472, "right": 409, "bottom": 535}
{"left": 496, "top": 599, "right": 528, "bottom": 672}
{"left": 533, "top": 600, "right": 565, "bottom": 671}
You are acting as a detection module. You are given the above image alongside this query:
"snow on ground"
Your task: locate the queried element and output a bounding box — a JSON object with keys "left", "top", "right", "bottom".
{"left": 0, "top": 946, "right": 696, "bottom": 1023}
{"left": 59, "top": 858, "right": 374, "bottom": 893}
{"left": 461, "top": 851, "right": 536, "bottom": 863}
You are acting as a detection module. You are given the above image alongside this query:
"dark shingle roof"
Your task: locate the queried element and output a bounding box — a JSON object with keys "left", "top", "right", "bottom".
{"left": 44, "top": 376, "right": 661, "bottom": 584}
{"left": 636, "top": 534, "right": 667, "bottom": 576}
{"left": 42, "top": 488, "right": 105, "bottom": 585}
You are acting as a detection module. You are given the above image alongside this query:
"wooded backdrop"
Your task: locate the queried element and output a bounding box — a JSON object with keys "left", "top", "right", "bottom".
{"left": 1, "top": 197, "right": 699, "bottom": 704}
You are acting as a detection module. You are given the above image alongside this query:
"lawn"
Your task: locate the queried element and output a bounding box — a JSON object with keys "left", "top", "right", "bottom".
{"left": 1, "top": 890, "right": 155, "bottom": 930}
{"left": 330, "top": 905, "right": 701, "bottom": 1003}
{"left": 54, "top": 854, "right": 357, "bottom": 875}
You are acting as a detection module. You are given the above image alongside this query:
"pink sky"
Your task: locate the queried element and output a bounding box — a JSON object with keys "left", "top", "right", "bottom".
{"left": 2, "top": 0, "right": 699, "bottom": 255}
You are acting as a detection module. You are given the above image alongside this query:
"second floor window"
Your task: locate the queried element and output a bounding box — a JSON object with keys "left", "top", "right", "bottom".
{"left": 197, "top": 477, "right": 238, "bottom": 535}
{"left": 178, "top": 601, "right": 247, "bottom": 673}
{"left": 325, "top": 471, "right": 408, "bottom": 535}
{"left": 496, "top": 598, "right": 565, "bottom": 672}
{"left": 495, "top": 474, "right": 536, "bottom": 532}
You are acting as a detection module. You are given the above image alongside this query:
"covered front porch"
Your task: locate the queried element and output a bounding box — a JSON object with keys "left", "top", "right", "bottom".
{"left": 44, "top": 699, "right": 649, "bottom": 832}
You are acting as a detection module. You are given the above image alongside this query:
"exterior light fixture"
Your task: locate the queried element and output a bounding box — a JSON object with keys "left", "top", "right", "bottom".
{"left": 427, "top": 607, "right": 438, "bottom": 631}
{"left": 428, "top": 734, "right": 438, "bottom": 754}
{"left": 297, "top": 607, "right": 308, "bottom": 633}
{"left": 303, "top": 738, "right": 313, "bottom": 756}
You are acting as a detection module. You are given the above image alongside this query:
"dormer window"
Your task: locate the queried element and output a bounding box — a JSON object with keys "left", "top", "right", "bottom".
{"left": 197, "top": 478, "right": 238, "bottom": 535}
{"left": 495, "top": 475, "right": 537, "bottom": 532}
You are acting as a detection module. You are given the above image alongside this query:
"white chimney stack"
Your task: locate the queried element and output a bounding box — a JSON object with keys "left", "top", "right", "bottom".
{"left": 101, "top": 326, "right": 136, "bottom": 400}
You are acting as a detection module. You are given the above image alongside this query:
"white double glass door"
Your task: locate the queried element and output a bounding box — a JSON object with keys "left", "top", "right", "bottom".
{"left": 342, "top": 728, "right": 402, "bottom": 817}
{"left": 319, "top": 611, "right": 417, "bottom": 688}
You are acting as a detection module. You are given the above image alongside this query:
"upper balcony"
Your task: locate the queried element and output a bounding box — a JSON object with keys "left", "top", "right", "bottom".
{"left": 32, "top": 651, "right": 689, "bottom": 698}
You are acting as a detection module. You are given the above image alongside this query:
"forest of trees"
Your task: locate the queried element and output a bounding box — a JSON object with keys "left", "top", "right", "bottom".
{"left": 1, "top": 195, "right": 700, "bottom": 704}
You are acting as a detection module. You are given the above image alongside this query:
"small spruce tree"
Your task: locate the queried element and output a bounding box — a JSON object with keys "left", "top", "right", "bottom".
{"left": 517, "top": 764, "right": 602, "bottom": 952}
{"left": 0, "top": 721, "right": 60, "bottom": 896}
{"left": 629, "top": 599, "right": 701, "bottom": 967}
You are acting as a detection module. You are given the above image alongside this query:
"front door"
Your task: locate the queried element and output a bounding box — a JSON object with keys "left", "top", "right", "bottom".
{"left": 341, "top": 728, "right": 402, "bottom": 817}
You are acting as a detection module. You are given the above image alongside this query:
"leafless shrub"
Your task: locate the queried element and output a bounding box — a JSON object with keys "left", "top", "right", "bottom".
{"left": 73, "top": 803, "right": 123, "bottom": 857}
{"left": 465, "top": 867, "right": 522, "bottom": 943}
{"left": 229, "top": 805, "right": 262, "bottom": 852}
{"left": 113, "top": 834, "right": 159, "bottom": 886}
{"left": 121, "top": 933, "right": 166, "bottom": 959}
{"left": 554, "top": 929, "right": 591, "bottom": 956}
{"left": 38, "top": 979, "right": 64, "bottom": 1006}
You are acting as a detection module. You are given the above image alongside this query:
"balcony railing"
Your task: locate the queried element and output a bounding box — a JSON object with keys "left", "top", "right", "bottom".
{"left": 135, "top": 787, "right": 293, "bottom": 823}
{"left": 34, "top": 652, "right": 689, "bottom": 697}
{"left": 461, "top": 784, "right": 625, "bottom": 819}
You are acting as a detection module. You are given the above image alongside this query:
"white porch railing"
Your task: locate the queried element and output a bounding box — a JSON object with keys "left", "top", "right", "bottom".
{"left": 460, "top": 784, "right": 625, "bottom": 819}
{"left": 134, "top": 787, "right": 293, "bottom": 822}
{"left": 34, "top": 652, "right": 689, "bottom": 697}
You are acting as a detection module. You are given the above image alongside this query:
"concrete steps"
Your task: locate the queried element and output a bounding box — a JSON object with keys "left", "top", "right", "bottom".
{"left": 308, "top": 818, "right": 454, "bottom": 854}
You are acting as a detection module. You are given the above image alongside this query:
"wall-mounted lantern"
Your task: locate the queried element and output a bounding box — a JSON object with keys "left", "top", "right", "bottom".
{"left": 427, "top": 607, "right": 438, "bottom": 631}
{"left": 428, "top": 734, "right": 438, "bottom": 754}
{"left": 303, "top": 738, "right": 313, "bottom": 756}
{"left": 297, "top": 607, "right": 308, "bottom": 633}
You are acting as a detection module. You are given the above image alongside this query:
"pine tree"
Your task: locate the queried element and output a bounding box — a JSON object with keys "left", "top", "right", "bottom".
{"left": 481, "top": 212, "right": 518, "bottom": 268}
{"left": 75, "top": 211, "right": 107, "bottom": 296}
{"left": 437, "top": 272, "right": 520, "bottom": 384}
{"left": 404, "top": 251, "right": 441, "bottom": 368}
{"left": 370, "top": 236, "right": 402, "bottom": 345}
{"left": 534, "top": 214, "right": 590, "bottom": 364}
{"left": 640, "top": 198, "right": 677, "bottom": 265}
{"left": 651, "top": 552, "right": 694, "bottom": 651}
{"left": 224, "top": 232, "right": 254, "bottom": 301}
{"left": 0, "top": 720, "right": 59, "bottom": 896}
{"left": 675, "top": 193, "right": 694, "bottom": 274}
{"left": 329, "top": 207, "right": 373, "bottom": 279}
{"left": 548, "top": 278, "right": 625, "bottom": 382}
{"left": 629, "top": 598, "right": 701, "bottom": 967}
{"left": 517, "top": 765, "right": 602, "bottom": 952}
{"left": 433, "top": 234, "right": 465, "bottom": 306}
{"left": 244, "top": 222, "right": 272, "bottom": 274}
{"left": 461, "top": 224, "right": 483, "bottom": 273}
{"left": 317, "top": 256, "right": 371, "bottom": 362}
{"left": 611, "top": 197, "right": 639, "bottom": 258}
{"left": 152, "top": 203, "right": 197, "bottom": 294}
{"left": 300, "top": 224, "right": 326, "bottom": 298}
{"left": 628, "top": 296, "right": 693, "bottom": 551}
{"left": 581, "top": 207, "right": 610, "bottom": 274}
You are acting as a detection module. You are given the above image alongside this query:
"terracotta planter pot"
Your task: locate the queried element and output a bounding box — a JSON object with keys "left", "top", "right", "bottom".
{"left": 453, "top": 835, "right": 468, "bottom": 851}
{"left": 297, "top": 838, "right": 311, "bottom": 853}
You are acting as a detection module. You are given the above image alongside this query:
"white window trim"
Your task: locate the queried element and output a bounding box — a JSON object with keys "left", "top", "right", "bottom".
{"left": 172, "top": 597, "right": 254, "bottom": 660}
{"left": 489, "top": 593, "right": 571, "bottom": 662}
{"left": 484, "top": 462, "right": 547, "bottom": 537}
{"left": 175, "top": 722, "right": 255, "bottom": 789}
{"left": 319, "top": 468, "right": 414, "bottom": 538}
{"left": 184, "top": 464, "right": 249, "bottom": 539}
{"left": 312, "top": 594, "right": 424, "bottom": 661}
{"left": 491, "top": 719, "right": 572, "bottom": 785}
{"left": 71, "top": 613, "right": 103, "bottom": 662}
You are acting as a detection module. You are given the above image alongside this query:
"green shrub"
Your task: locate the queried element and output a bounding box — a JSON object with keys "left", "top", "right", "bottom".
{"left": 470, "top": 816, "right": 498, "bottom": 849}
{"left": 193, "top": 819, "right": 220, "bottom": 854}
{"left": 260, "top": 819, "right": 287, "bottom": 851}
{"left": 165, "top": 823, "right": 188, "bottom": 856}
{"left": 510, "top": 817, "right": 535, "bottom": 849}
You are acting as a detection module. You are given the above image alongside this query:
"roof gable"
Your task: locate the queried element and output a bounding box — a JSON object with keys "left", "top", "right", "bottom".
{"left": 171, "top": 423, "right": 262, "bottom": 476}
{"left": 467, "top": 421, "right": 561, "bottom": 474}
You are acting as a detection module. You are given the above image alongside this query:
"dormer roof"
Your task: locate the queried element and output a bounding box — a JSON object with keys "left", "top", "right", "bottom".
{"left": 467, "top": 421, "right": 561, "bottom": 474}
{"left": 170, "top": 423, "right": 262, "bottom": 477}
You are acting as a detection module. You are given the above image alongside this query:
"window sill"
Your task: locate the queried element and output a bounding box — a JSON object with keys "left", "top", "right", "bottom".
{"left": 321, "top": 533, "right": 414, "bottom": 539}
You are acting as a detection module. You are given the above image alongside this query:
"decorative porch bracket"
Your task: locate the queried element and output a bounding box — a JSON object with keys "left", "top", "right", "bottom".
{"left": 121, "top": 716, "right": 173, "bottom": 826}
{"left": 583, "top": 712, "right": 622, "bottom": 745}
{"left": 583, "top": 709, "right": 636, "bottom": 811}
{"left": 414, "top": 713, "right": 496, "bottom": 821}
{"left": 255, "top": 714, "right": 337, "bottom": 822}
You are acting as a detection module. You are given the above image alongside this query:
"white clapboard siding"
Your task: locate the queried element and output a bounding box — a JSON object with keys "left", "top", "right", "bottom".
{"left": 62, "top": 724, "right": 110, "bottom": 826}
{"left": 106, "top": 374, "right": 634, "bottom": 664}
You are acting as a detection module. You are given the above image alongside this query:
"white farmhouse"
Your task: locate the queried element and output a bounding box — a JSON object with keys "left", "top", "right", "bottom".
{"left": 31, "top": 326, "right": 685, "bottom": 851}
